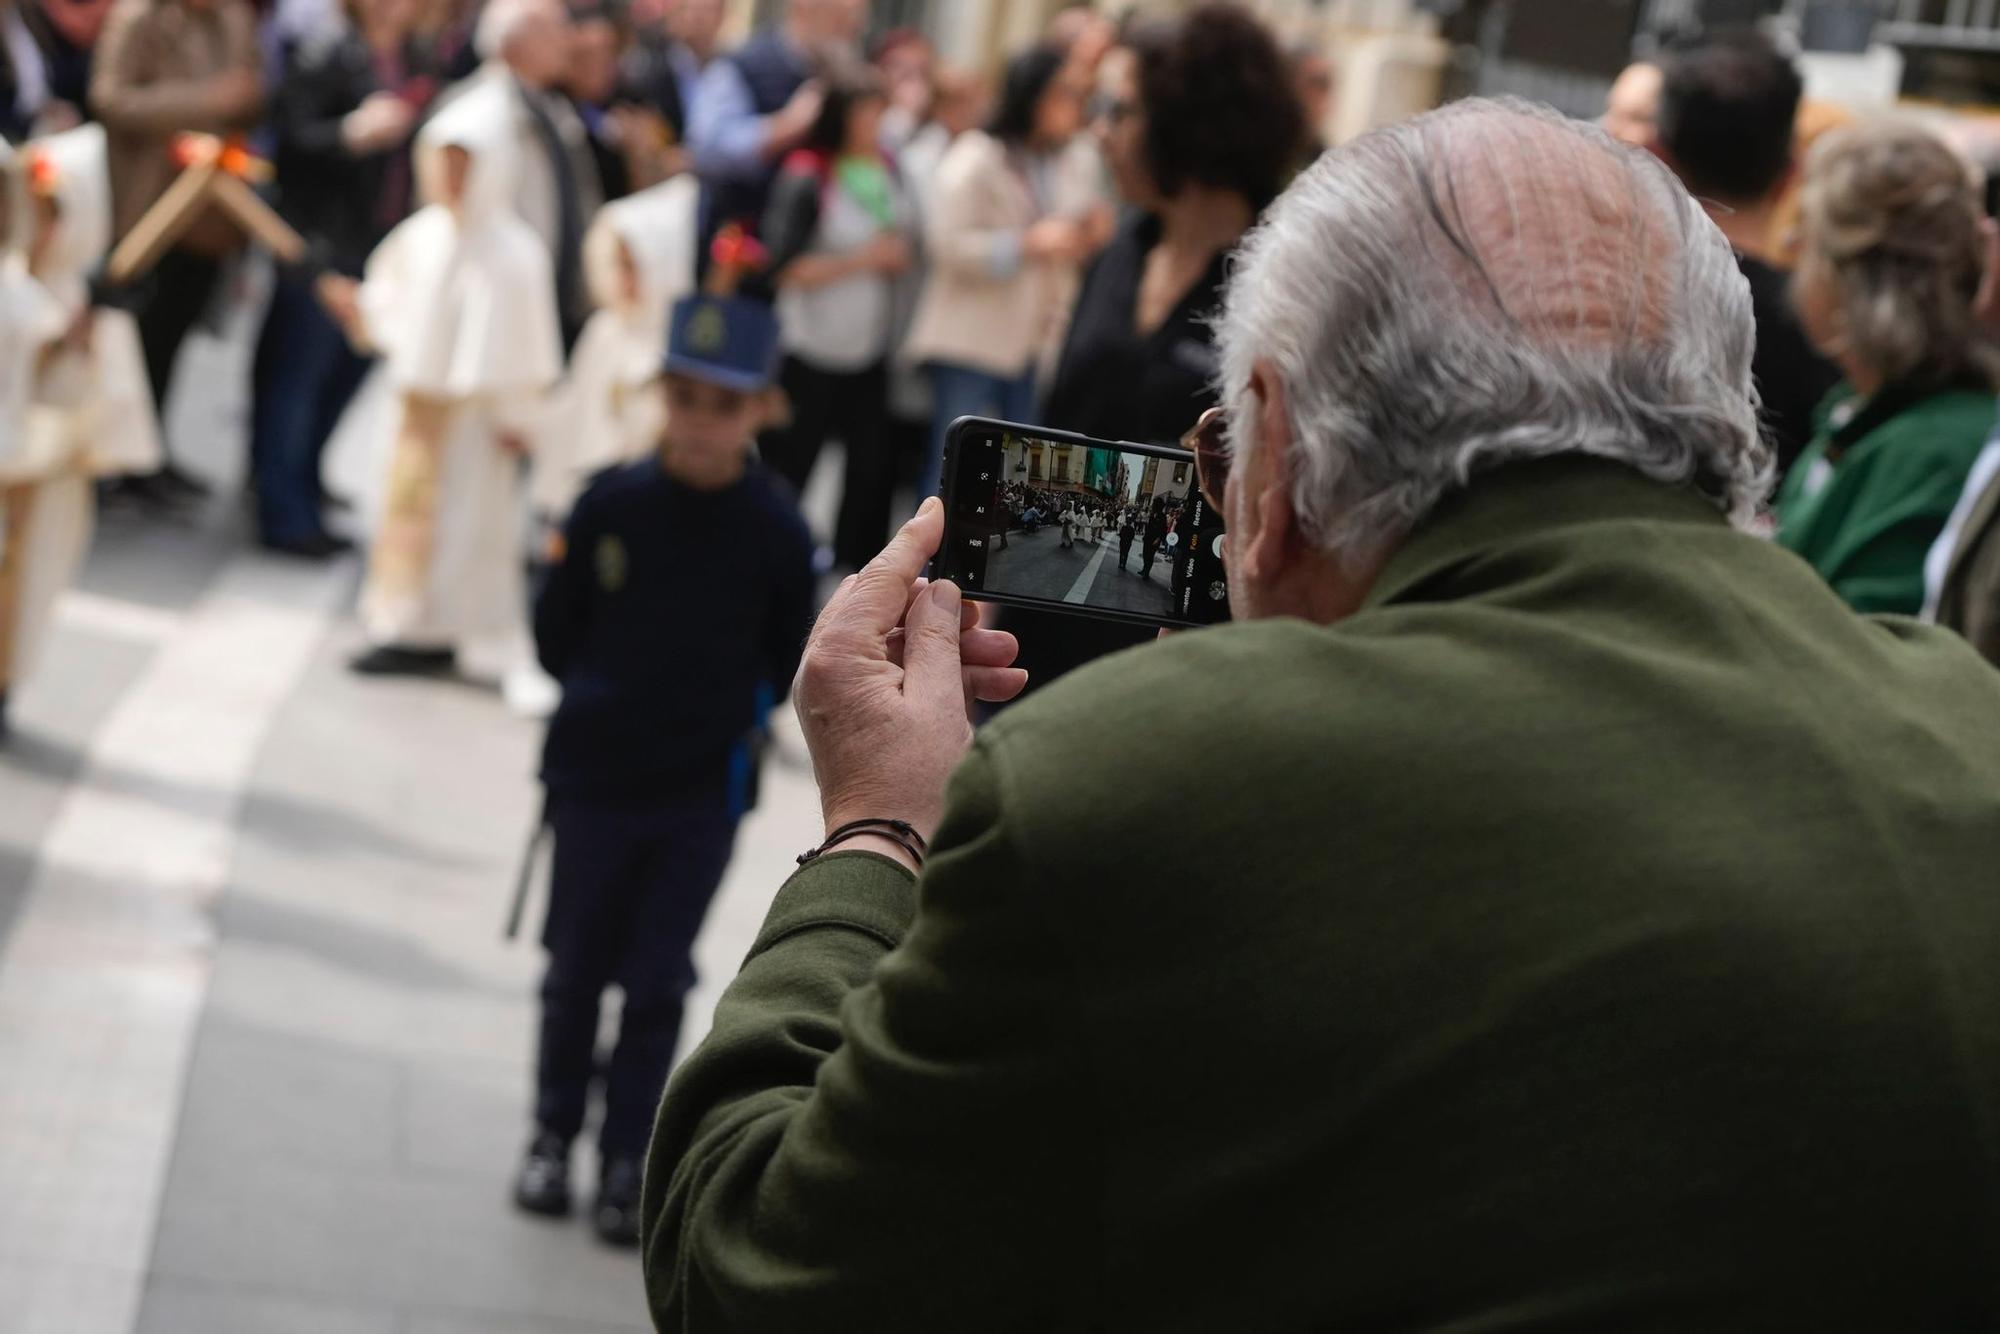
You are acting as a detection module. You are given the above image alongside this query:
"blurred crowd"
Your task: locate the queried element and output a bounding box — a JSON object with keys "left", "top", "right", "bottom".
{"left": 1, "top": 0, "right": 1339, "bottom": 720}
{"left": 2, "top": 0, "right": 2000, "bottom": 731}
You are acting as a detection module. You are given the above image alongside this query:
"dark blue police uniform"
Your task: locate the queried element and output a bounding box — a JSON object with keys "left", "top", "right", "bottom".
{"left": 517, "top": 295, "right": 813, "bottom": 1245}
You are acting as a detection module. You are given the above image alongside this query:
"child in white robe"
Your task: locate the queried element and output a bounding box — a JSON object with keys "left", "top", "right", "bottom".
{"left": 528, "top": 173, "right": 698, "bottom": 523}
{"left": 345, "top": 75, "right": 563, "bottom": 682}
{"left": 0, "top": 125, "right": 162, "bottom": 738}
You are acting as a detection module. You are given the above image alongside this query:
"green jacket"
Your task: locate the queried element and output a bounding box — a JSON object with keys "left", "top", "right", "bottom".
{"left": 644, "top": 459, "right": 2000, "bottom": 1333}
{"left": 1775, "top": 386, "right": 1995, "bottom": 615}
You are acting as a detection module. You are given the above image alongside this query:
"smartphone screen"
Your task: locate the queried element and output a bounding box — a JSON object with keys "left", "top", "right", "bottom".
{"left": 934, "top": 417, "right": 1231, "bottom": 629}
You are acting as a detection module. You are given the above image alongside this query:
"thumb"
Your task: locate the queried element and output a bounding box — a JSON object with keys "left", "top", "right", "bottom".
{"left": 901, "top": 578, "right": 965, "bottom": 709}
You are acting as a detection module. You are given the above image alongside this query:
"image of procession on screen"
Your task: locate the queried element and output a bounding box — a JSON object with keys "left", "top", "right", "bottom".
{"left": 977, "top": 433, "right": 1199, "bottom": 619}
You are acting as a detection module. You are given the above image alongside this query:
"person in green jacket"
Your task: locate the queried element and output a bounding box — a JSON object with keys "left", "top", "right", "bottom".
{"left": 641, "top": 92, "right": 2000, "bottom": 1332}
{"left": 1776, "top": 117, "right": 2000, "bottom": 615}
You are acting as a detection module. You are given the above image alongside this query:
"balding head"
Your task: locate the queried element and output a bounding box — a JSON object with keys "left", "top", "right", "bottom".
{"left": 1216, "top": 97, "right": 1769, "bottom": 568}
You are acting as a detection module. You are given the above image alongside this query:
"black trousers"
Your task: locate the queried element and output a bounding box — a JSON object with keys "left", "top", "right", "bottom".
{"left": 135, "top": 249, "right": 223, "bottom": 447}
{"left": 761, "top": 356, "right": 891, "bottom": 571}
{"left": 534, "top": 793, "right": 737, "bottom": 1162}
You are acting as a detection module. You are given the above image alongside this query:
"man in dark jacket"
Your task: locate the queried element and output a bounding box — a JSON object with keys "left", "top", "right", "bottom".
{"left": 639, "top": 98, "right": 2000, "bottom": 1332}
{"left": 1650, "top": 28, "right": 1840, "bottom": 481}
{"left": 684, "top": 0, "right": 858, "bottom": 244}
{"left": 249, "top": 0, "right": 433, "bottom": 557}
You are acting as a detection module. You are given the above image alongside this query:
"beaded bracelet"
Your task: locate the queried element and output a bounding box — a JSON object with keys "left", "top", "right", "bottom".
{"left": 797, "top": 818, "right": 929, "bottom": 870}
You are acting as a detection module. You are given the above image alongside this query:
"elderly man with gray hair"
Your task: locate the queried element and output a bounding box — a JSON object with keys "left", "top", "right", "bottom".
{"left": 638, "top": 99, "right": 2000, "bottom": 1332}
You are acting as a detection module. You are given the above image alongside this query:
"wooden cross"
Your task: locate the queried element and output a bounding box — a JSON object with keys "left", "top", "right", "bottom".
{"left": 104, "top": 133, "right": 306, "bottom": 285}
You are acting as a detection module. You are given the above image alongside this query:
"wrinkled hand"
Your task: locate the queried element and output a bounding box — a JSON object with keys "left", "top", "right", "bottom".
{"left": 795, "top": 497, "right": 1028, "bottom": 844}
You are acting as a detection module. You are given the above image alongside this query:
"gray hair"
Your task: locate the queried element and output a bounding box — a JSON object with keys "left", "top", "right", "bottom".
{"left": 1795, "top": 117, "right": 2000, "bottom": 393}
{"left": 1215, "top": 97, "right": 1772, "bottom": 564}
{"left": 474, "top": 0, "right": 556, "bottom": 61}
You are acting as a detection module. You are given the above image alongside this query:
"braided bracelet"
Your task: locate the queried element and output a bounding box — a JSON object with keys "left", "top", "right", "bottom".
{"left": 798, "top": 818, "right": 929, "bottom": 870}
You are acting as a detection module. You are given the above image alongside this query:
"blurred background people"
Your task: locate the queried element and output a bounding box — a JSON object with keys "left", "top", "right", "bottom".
{"left": 1289, "top": 34, "right": 1334, "bottom": 163}
{"left": 1778, "top": 118, "right": 2000, "bottom": 617}
{"left": 1010, "top": 1, "right": 1303, "bottom": 696}
{"left": 344, "top": 76, "right": 562, "bottom": 682}
{"left": 1600, "top": 59, "right": 1660, "bottom": 148}
{"left": 3, "top": 0, "right": 116, "bottom": 137}
{"left": 758, "top": 59, "right": 911, "bottom": 572}
{"left": 91, "top": 0, "right": 263, "bottom": 503}
{"left": 903, "top": 42, "right": 1095, "bottom": 502}
{"left": 686, "top": 0, "right": 860, "bottom": 247}
{"left": 869, "top": 23, "right": 929, "bottom": 151}
{"left": 250, "top": 0, "right": 433, "bottom": 558}
{"left": 1652, "top": 28, "right": 1839, "bottom": 481}
{"left": 1928, "top": 429, "right": 2000, "bottom": 665}
{"left": 895, "top": 61, "right": 987, "bottom": 218}
{"left": 455, "top": 0, "right": 597, "bottom": 348}
{"left": 620, "top": 0, "right": 723, "bottom": 147}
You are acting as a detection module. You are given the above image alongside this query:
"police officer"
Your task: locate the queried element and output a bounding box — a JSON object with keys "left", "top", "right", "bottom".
{"left": 514, "top": 291, "right": 815, "bottom": 1246}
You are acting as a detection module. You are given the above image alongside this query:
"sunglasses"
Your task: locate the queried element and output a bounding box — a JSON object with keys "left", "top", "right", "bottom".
{"left": 1182, "top": 405, "right": 1230, "bottom": 513}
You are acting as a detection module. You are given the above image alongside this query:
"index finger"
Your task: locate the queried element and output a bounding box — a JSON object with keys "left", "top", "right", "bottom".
{"left": 839, "top": 497, "right": 946, "bottom": 639}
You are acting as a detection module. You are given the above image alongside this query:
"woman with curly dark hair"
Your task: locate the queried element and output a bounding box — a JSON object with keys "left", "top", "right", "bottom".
{"left": 1011, "top": 1, "right": 1304, "bottom": 694}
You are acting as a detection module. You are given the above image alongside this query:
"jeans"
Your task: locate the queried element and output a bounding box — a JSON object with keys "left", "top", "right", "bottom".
{"left": 535, "top": 793, "right": 737, "bottom": 1162}
{"left": 250, "top": 274, "right": 371, "bottom": 542}
{"left": 760, "top": 356, "right": 892, "bottom": 571}
{"left": 919, "top": 361, "right": 1039, "bottom": 503}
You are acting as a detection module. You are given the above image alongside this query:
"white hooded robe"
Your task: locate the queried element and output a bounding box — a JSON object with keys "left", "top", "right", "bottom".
{"left": 354, "top": 75, "right": 563, "bottom": 678}
{"left": 528, "top": 173, "right": 697, "bottom": 517}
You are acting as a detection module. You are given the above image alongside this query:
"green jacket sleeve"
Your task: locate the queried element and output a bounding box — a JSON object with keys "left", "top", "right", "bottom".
{"left": 640, "top": 738, "right": 1094, "bottom": 1333}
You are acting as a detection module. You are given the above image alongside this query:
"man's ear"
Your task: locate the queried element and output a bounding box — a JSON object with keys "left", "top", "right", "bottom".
{"left": 1238, "top": 361, "right": 1300, "bottom": 588}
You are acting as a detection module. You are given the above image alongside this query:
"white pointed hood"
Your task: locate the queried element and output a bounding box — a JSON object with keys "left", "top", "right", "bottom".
{"left": 23, "top": 123, "right": 111, "bottom": 311}
{"left": 359, "top": 72, "right": 561, "bottom": 399}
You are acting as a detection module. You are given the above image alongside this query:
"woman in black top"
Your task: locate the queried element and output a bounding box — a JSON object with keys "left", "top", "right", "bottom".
{"left": 1012, "top": 2, "right": 1303, "bottom": 693}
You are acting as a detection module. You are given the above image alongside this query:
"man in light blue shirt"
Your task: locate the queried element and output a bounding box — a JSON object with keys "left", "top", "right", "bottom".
{"left": 687, "top": 0, "right": 860, "bottom": 237}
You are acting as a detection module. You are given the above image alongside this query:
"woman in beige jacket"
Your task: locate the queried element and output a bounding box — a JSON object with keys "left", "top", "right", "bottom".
{"left": 902, "top": 44, "right": 1105, "bottom": 500}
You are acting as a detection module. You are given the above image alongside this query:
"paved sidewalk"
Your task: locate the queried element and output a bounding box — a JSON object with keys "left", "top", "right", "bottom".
{"left": 0, "top": 312, "right": 826, "bottom": 1333}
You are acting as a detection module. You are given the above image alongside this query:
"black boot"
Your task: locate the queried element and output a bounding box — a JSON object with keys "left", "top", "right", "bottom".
{"left": 512, "top": 1130, "right": 572, "bottom": 1218}
{"left": 592, "top": 1156, "right": 643, "bottom": 1247}
{"left": 348, "top": 645, "right": 457, "bottom": 677}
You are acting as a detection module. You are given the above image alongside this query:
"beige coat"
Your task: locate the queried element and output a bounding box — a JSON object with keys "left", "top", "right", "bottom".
{"left": 902, "top": 130, "right": 1099, "bottom": 380}
{"left": 89, "top": 0, "right": 263, "bottom": 252}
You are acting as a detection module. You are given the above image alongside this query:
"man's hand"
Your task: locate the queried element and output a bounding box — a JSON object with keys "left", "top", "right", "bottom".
{"left": 341, "top": 93, "right": 415, "bottom": 156}
{"left": 862, "top": 231, "right": 912, "bottom": 275}
{"left": 795, "top": 497, "right": 1028, "bottom": 846}
{"left": 765, "top": 79, "right": 824, "bottom": 157}
{"left": 315, "top": 273, "right": 363, "bottom": 340}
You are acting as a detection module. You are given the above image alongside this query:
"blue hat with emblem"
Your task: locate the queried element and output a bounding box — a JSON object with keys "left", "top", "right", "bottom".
{"left": 664, "top": 294, "right": 780, "bottom": 393}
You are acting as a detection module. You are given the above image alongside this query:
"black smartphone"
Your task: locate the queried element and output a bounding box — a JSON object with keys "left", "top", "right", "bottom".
{"left": 934, "top": 416, "right": 1231, "bottom": 629}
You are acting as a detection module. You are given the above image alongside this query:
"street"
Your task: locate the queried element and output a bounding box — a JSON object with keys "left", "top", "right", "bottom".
{"left": 0, "top": 294, "right": 824, "bottom": 1334}
{"left": 982, "top": 524, "right": 1178, "bottom": 619}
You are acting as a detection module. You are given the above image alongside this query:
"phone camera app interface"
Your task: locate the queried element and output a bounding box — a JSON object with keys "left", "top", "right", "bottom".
{"left": 969, "top": 431, "right": 1212, "bottom": 622}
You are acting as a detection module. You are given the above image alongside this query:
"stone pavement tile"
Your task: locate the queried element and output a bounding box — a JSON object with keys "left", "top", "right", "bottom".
{"left": 0, "top": 1256, "right": 142, "bottom": 1334}
{"left": 169, "top": 1017, "right": 402, "bottom": 1177}
{"left": 148, "top": 1157, "right": 650, "bottom": 1328}
{"left": 135, "top": 1277, "right": 396, "bottom": 1334}
{"left": 403, "top": 1052, "right": 531, "bottom": 1179}
{"left": 402, "top": 1305, "right": 648, "bottom": 1333}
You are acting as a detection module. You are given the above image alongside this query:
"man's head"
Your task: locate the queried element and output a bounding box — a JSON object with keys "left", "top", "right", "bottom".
{"left": 671, "top": 0, "right": 724, "bottom": 60}
{"left": 1601, "top": 61, "right": 1661, "bottom": 147}
{"left": 1653, "top": 28, "right": 1801, "bottom": 206}
{"left": 564, "top": 5, "right": 625, "bottom": 106}
{"left": 784, "top": 0, "right": 863, "bottom": 52}
{"left": 477, "top": 0, "right": 572, "bottom": 90}
{"left": 1213, "top": 97, "right": 1769, "bottom": 622}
